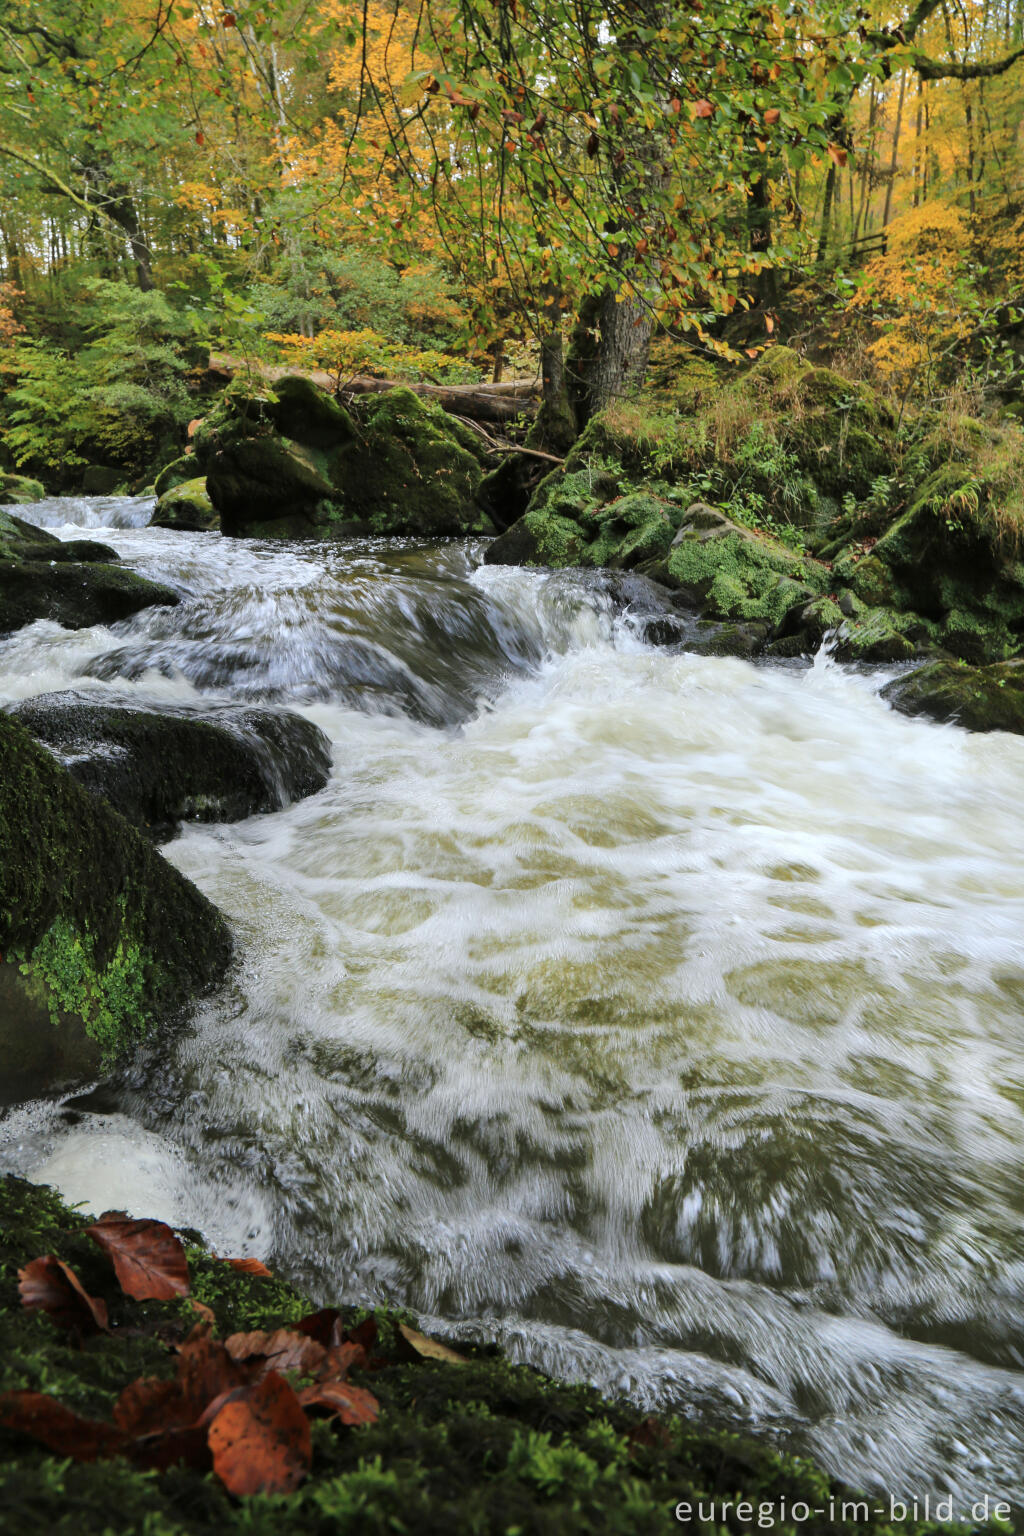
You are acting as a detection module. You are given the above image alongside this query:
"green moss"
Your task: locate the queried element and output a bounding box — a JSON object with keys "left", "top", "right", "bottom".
{"left": 882, "top": 659, "right": 1024, "bottom": 734}
{"left": 21, "top": 913, "right": 150, "bottom": 1060}
{"left": 151, "top": 476, "right": 218, "bottom": 532}
{"left": 152, "top": 455, "right": 195, "bottom": 499}
{"left": 0, "top": 1176, "right": 982, "bottom": 1536}
{"left": 0, "top": 472, "right": 46, "bottom": 505}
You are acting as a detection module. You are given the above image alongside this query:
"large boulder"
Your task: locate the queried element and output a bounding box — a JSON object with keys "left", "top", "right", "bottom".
{"left": 8, "top": 692, "right": 332, "bottom": 841}
{"left": 150, "top": 475, "right": 219, "bottom": 532}
{"left": 193, "top": 377, "right": 490, "bottom": 539}
{"left": 0, "top": 471, "right": 45, "bottom": 505}
{"left": 0, "top": 510, "right": 178, "bottom": 638}
{"left": 882, "top": 659, "right": 1024, "bottom": 734}
{"left": 0, "top": 714, "right": 233, "bottom": 1103}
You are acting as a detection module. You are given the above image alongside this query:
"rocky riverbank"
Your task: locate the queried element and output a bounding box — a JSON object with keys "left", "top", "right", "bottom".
{"left": 138, "top": 349, "right": 1024, "bottom": 734}
{"left": 0, "top": 1174, "right": 976, "bottom": 1535}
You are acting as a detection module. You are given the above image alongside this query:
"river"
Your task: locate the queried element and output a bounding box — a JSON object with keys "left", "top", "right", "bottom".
{"left": 3, "top": 495, "right": 1024, "bottom": 1511}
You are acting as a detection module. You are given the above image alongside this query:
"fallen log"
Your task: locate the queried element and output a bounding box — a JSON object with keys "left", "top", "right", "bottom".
{"left": 207, "top": 354, "right": 539, "bottom": 425}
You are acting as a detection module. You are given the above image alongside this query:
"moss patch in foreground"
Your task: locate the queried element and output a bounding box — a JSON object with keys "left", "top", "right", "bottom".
{"left": 0, "top": 1176, "right": 986, "bottom": 1536}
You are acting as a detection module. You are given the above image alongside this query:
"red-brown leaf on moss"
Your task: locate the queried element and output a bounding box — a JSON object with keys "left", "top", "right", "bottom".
{"left": 18, "top": 1255, "right": 109, "bottom": 1334}
{"left": 207, "top": 1370, "right": 312, "bottom": 1496}
{"left": 224, "top": 1328, "right": 326, "bottom": 1380}
{"left": 298, "top": 1379, "right": 379, "bottom": 1426}
{"left": 85, "top": 1213, "right": 190, "bottom": 1300}
{"left": 223, "top": 1257, "right": 273, "bottom": 1278}
{"left": 0, "top": 1391, "right": 124, "bottom": 1460}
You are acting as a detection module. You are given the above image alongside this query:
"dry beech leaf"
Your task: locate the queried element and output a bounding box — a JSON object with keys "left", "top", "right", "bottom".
{"left": 18, "top": 1255, "right": 109, "bottom": 1334}
{"left": 320, "top": 1341, "right": 368, "bottom": 1380}
{"left": 0, "top": 1391, "right": 125, "bottom": 1460}
{"left": 299, "top": 1379, "right": 379, "bottom": 1426}
{"left": 190, "top": 1299, "right": 217, "bottom": 1325}
{"left": 207, "top": 1370, "right": 312, "bottom": 1497}
{"left": 398, "top": 1323, "right": 468, "bottom": 1364}
{"left": 224, "top": 1257, "right": 273, "bottom": 1278}
{"left": 225, "top": 1328, "right": 326, "bottom": 1380}
{"left": 85, "top": 1213, "right": 190, "bottom": 1301}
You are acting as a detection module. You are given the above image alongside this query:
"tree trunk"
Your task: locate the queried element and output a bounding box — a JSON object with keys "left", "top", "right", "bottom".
{"left": 881, "top": 72, "right": 907, "bottom": 228}
{"left": 565, "top": 286, "right": 652, "bottom": 427}
{"left": 748, "top": 167, "right": 779, "bottom": 306}
{"left": 816, "top": 164, "right": 837, "bottom": 263}
{"left": 105, "top": 189, "right": 154, "bottom": 291}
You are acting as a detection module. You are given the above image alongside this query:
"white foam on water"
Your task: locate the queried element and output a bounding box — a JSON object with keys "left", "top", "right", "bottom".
{"left": 4, "top": 497, "right": 1024, "bottom": 1505}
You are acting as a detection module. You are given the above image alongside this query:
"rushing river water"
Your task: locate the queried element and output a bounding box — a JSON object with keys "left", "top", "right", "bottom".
{"left": 3, "top": 495, "right": 1024, "bottom": 1511}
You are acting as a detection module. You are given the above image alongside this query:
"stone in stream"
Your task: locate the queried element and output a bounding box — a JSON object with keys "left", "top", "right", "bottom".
{"left": 882, "top": 659, "right": 1024, "bottom": 735}
{"left": 7, "top": 691, "right": 332, "bottom": 842}
{"left": 0, "top": 712, "right": 233, "bottom": 1103}
{"left": 150, "top": 474, "right": 219, "bottom": 531}
{"left": 191, "top": 374, "right": 493, "bottom": 539}
{"left": 0, "top": 509, "right": 179, "bottom": 638}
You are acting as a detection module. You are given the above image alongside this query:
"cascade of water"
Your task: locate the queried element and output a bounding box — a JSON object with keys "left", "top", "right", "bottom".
{"left": 3, "top": 496, "right": 1024, "bottom": 1508}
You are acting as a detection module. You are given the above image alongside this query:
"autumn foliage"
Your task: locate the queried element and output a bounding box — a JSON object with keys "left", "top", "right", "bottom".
{"left": 3, "top": 1212, "right": 406, "bottom": 1498}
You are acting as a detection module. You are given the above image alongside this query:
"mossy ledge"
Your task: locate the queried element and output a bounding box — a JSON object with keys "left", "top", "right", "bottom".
{"left": 0, "top": 714, "right": 232, "bottom": 1093}
{"left": 0, "top": 1174, "right": 978, "bottom": 1536}
{"left": 485, "top": 346, "right": 1024, "bottom": 693}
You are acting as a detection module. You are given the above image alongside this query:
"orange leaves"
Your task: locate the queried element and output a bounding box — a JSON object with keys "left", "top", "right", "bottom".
{"left": 208, "top": 1371, "right": 312, "bottom": 1497}
{"left": 224, "top": 1257, "right": 273, "bottom": 1279}
{"left": 0, "top": 1393, "right": 125, "bottom": 1462}
{"left": 18, "top": 1255, "right": 109, "bottom": 1335}
{"left": 827, "top": 142, "right": 847, "bottom": 167}
{"left": 764, "top": 108, "right": 780, "bottom": 124}
{"left": 1, "top": 1273, "right": 381, "bottom": 1498}
{"left": 85, "top": 1214, "right": 191, "bottom": 1300}
{"left": 693, "top": 98, "right": 714, "bottom": 118}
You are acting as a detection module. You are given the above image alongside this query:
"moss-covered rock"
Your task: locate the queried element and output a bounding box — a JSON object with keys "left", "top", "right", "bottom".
{"left": 0, "top": 714, "right": 232, "bottom": 1091}
{"left": 0, "top": 472, "right": 45, "bottom": 506}
{"left": 80, "top": 465, "right": 123, "bottom": 496}
{"left": 0, "top": 511, "right": 179, "bottom": 639}
{"left": 153, "top": 455, "right": 196, "bottom": 499}
{"left": 881, "top": 659, "right": 1024, "bottom": 734}
{"left": 8, "top": 692, "right": 331, "bottom": 842}
{"left": 0, "top": 1174, "right": 975, "bottom": 1536}
{"left": 194, "top": 377, "right": 489, "bottom": 540}
{"left": 151, "top": 476, "right": 219, "bottom": 532}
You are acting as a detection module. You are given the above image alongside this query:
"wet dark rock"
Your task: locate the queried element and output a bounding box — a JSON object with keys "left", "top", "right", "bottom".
{"left": 881, "top": 659, "right": 1024, "bottom": 735}
{"left": 193, "top": 377, "right": 490, "bottom": 539}
{"left": 0, "top": 712, "right": 232, "bottom": 1098}
{"left": 0, "top": 510, "right": 178, "bottom": 638}
{"left": 80, "top": 465, "right": 123, "bottom": 495}
{"left": 8, "top": 691, "right": 332, "bottom": 841}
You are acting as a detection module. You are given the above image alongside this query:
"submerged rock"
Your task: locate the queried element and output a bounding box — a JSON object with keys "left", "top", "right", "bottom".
{"left": 192, "top": 375, "right": 490, "bottom": 539}
{"left": 0, "top": 713, "right": 233, "bottom": 1100}
{"left": 8, "top": 692, "right": 332, "bottom": 841}
{"left": 0, "top": 510, "right": 178, "bottom": 638}
{"left": 150, "top": 475, "right": 219, "bottom": 532}
{"left": 882, "top": 659, "right": 1024, "bottom": 734}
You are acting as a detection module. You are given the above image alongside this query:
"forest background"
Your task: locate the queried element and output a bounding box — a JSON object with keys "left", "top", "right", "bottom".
{"left": 2, "top": 0, "right": 1024, "bottom": 490}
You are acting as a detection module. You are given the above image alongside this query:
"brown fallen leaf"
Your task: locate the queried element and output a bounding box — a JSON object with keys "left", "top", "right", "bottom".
{"left": 190, "top": 1299, "right": 217, "bottom": 1325}
{"left": 85, "top": 1214, "right": 190, "bottom": 1301}
{"left": 225, "top": 1328, "right": 326, "bottom": 1380}
{"left": 175, "top": 1328, "right": 256, "bottom": 1417}
{"left": 299, "top": 1379, "right": 379, "bottom": 1426}
{"left": 398, "top": 1323, "right": 468, "bottom": 1364}
{"left": 293, "top": 1306, "right": 345, "bottom": 1347}
{"left": 224, "top": 1257, "right": 273, "bottom": 1278}
{"left": 207, "top": 1370, "right": 312, "bottom": 1497}
{"left": 320, "top": 1341, "right": 368, "bottom": 1381}
{"left": 0, "top": 1391, "right": 125, "bottom": 1461}
{"left": 18, "top": 1255, "right": 109, "bottom": 1334}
